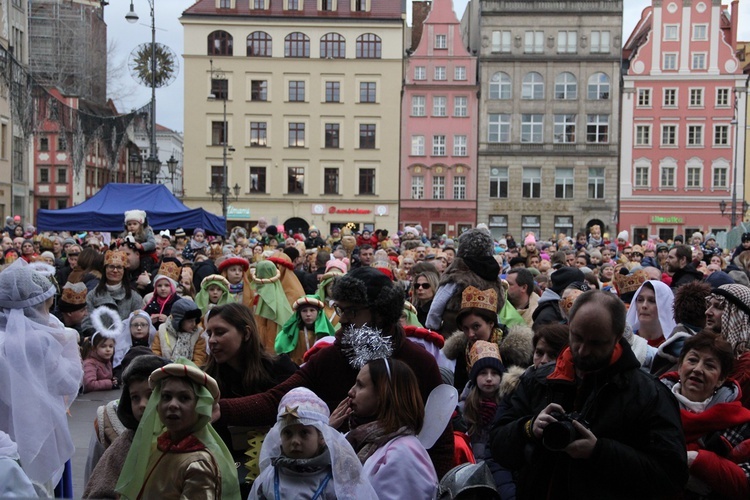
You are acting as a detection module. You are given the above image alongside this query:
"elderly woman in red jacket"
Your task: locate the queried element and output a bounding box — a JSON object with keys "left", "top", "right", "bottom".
{"left": 660, "top": 331, "right": 750, "bottom": 499}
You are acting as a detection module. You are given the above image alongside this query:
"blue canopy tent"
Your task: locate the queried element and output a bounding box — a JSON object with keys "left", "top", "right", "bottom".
{"left": 36, "top": 183, "right": 226, "bottom": 234}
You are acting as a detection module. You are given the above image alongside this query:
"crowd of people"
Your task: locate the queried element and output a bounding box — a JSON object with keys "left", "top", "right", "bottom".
{"left": 1, "top": 212, "right": 750, "bottom": 498}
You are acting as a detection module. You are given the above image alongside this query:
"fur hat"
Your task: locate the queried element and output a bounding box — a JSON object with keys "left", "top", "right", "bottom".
{"left": 550, "top": 267, "right": 585, "bottom": 295}
{"left": 58, "top": 282, "right": 87, "bottom": 312}
{"left": 499, "top": 324, "right": 534, "bottom": 368}
{"left": 457, "top": 228, "right": 493, "bottom": 259}
{"left": 331, "top": 267, "right": 404, "bottom": 328}
{"left": 124, "top": 210, "right": 147, "bottom": 225}
{"left": 468, "top": 341, "right": 505, "bottom": 385}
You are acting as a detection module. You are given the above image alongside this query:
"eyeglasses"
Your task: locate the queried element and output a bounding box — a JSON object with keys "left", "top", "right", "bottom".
{"left": 131, "top": 322, "right": 148, "bottom": 329}
{"left": 414, "top": 283, "right": 431, "bottom": 290}
{"left": 107, "top": 265, "right": 124, "bottom": 271}
{"left": 333, "top": 304, "right": 366, "bottom": 318}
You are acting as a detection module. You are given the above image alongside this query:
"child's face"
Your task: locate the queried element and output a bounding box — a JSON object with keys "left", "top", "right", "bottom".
{"left": 157, "top": 378, "right": 199, "bottom": 441}
{"left": 130, "top": 317, "right": 150, "bottom": 340}
{"left": 155, "top": 280, "right": 172, "bottom": 298}
{"left": 577, "top": 235, "right": 586, "bottom": 245}
{"left": 591, "top": 226, "right": 601, "bottom": 238}
{"left": 126, "top": 220, "right": 141, "bottom": 233}
{"left": 225, "top": 265, "right": 244, "bottom": 284}
{"left": 194, "top": 232, "right": 205, "bottom": 243}
{"left": 207, "top": 284, "right": 223, "bottom": 304}
{"left": 180, "top": 317, "right": 197, "bottom": 333}
{"left": 128, "top": 379, "right": 152, "bottom": 423}
{"left": 96, "top": 338, "right": 115, "bottom": 360}
{"left": 476, "top": 367, "right": 502, "bottom": 397}
{"left": 280, "top": 423, "right": 325, "bottom": 460}
{"left": 299, "top": 306, "right": 318, "bottom": 327}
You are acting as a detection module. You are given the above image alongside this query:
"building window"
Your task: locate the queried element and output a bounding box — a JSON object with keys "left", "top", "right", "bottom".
{"left": 288, "top": 80, "right": 305, "bottom": 102}
{"left": 325, "top": 81, "right": 340, "bottom": 102}
{"left": 661, "top": 165, "right": 675, "bottom": 188}
{"left": 554, "top": 216, "right": 574, "bottom": 236}
{"left": 208, "top": 30, "right": 233, "bottom": 56}
{"left": 287, "top": 0, "right": 300, "bottom": 9}
{"left": 247, "top": 31, "right": 272, "bottom": 56}
{"left": 453, "top": 176, "right": 466, "bottom": 199}
{"left": 590, "top": 30, "right": 610, "bottom": 53}
{"left": 285, "top": 32, "right": 310, "bottom": 57}
{"left": 689, "top": 88, "right": 703, "bottom": 107}
{"left": 489, "top": 72, "right": 511, "bottom": 100}
{"left": 57, "top": 136, "right": 66, "bottom": 151}
{"left": 488, "top": 114, "right": 510, "bottom": 143}
{"left": 663, "top": 53, "right": 677, "bottom": 70}
{"left": 714, "top": 125, "right": 729, "bottom": 146}
{"left": 411, "top": 135, "right": 425, "bottom": 155}
{"left": 554, "top": 114, "right": 576, "bottom": 143}
{"left": 454, "top": 66, "right": 466, "bottom": 81}
{"left": 663, "top": 88, "right": 677, "bottom": 107}
{"left": 435, "top": 34, "right": 447, "bottom": 49}
{"left": 411, "top": 176, "right": 424, "bottom": 199}
{"left": 686, "top": 166, "right": 702, "bottom": 188}
{"left": 211, "top": 165, "right": 224, "bottom": 190}
{"left": 353, "top": 0, "right": 367, "bottom": 12}
{"left": 662, "top": 124, "right": 677, "bottom": 146}
{"left": 320, "top": 33, "right": 345, "bottom": 59}
{"left": 432, "top": 96, "right": 447, "bottom": 116}
{"left": 359, "top": 168, "right": 375, "bottom": 194}
{"left": 39, "top": 137, "right": 49, "bottom": 151}
{"left": 453, "top": 135, "right": 467, "bottom": 156}
{"left": 320, "top": 0, "right": 335, "bottom": 11}
{"left": 521, "top": 114, "right": 543, "bottom": 143}
{"left": 492, "top": 30, "right": 512, "bottom": 53}
{"left": 211, "top": 121, "right": 227, "bottom": 145}
{"left": 713, "top": 166, "right": 728, "bottom": 189}
{"left": 411, "top": 96, "right": 425, "bottom": 116}
{"left": 211, "top": 78, "right": 228, "bottom": 100}
{"left": 250, "top": 122, "right": 267, "bottom": 146}
{"left": 39, "top": 167, "right": 49, "bottom": 183}
{"left": 434, "top": 66, "right": 447, "bottom": 81}
{"left": 692, "top": 53, "right": 706, "bottom": 70}
{"left": 287, "top": 167, "right": 304, "bottom": 193}
{"left": 359, "top": 82, "right": 376, "bottom": 103}
{"left": 664, "top": 25, "right": 679, "bottom": 41}
{"left": 693, "top": 24, "right": 708, "bottom": 40}
{"left": 489, "top": 167, "right": 508, "bottom": 198}
{"left": 489, "top": 215, "right": 508, "bottom": 239}
{"left": 634, "top": 165, "right": 650, "bottom": 188}
{"left": 432, "top": 175, "right": 445, "bottom": 199}
{"left": 521, "top": 215, "right": 541, "bottom": 237}
{"left": 588, "top": 167, "right": 605, "bottom": 199}
{"left": 57, "top": 199, "right": 67, "bottom": 210}
{"left": 251, "top": 80, "right": 268, "bottom": 101}
{"left": 324, "top": 168, "right": 339, "bottom": 194}
{"left": 252, "top": 0, "right": 265, "bottom": 9}
{"left": 39, "top": 199, "right": 49, "bottom": 210}
{"left": 557, "top": 31, "right": 577, "bottom": 53}
{"left": 522, "top": 167, "right": 541, "bottom": 198}
{"left": 555, "top": 167, "right": 574, "bottom": 198}
{"left": 635, "top": 125, "right": 651, "bottom": 146}
{"left": 522, "top": 72, "right": 544, "bottom": 100}
{"left": 554, "top": 72, "right": 577, "bottom": 100}
{"left": 637, "top": 88, "right": 651, "bottom": 107}
{"left": 454, "top": 96, "right": 468, "bottom": 117}
{"left": 288, "top": 122, "right": 305, "bottom": 147}
{"left": 432, "top": 135, "right": 446, "bottom": 156}
{"left": 587, "top": 73, "right": 610, "bottom": 100}
{"left": 359, "top": 124, "right": 376, "bottom": 149}
{"left": 414, "top": 66, "right": 426, "bottom": 80}
{"left": 356, "top": 33, "right": 381, "bottom": 58}
{"left": 586, "top": 115, "right": 609, "bottom": 143}
{"left": 325, "top": 123, "right": 340, "bottom": 148}
{"left": 687, "top": 125, "right": 703, "bottom": 146}
{"left": 716, "top": 88, "right": 730, "bottom": 107}
{"left": 524, "top": 30, "right": 544, "bottom": 53}
{"left": 250, "top": 166, "right": 266, "bottom": 192}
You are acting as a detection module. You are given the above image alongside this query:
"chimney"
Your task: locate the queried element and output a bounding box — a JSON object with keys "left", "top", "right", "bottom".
{"left": 731, "top": 0, "right": 739, "bottom": 50}
{"left": 411, "top": 1, "right": 432, "bottom": 52}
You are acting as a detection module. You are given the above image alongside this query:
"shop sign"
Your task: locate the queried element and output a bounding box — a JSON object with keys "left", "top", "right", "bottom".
{"left": 328, "top": 206, "right": 371, "bottom": 214}
{"left": 650, "top": 215, "right": 683, "bottom": 224}
{"left": 227, "top": 205, "right": 251, "bottom": 220}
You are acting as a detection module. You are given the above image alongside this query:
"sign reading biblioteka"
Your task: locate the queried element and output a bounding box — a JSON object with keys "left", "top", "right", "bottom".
{"left": 650, "top": 216, "right": 684, "bottom": 224}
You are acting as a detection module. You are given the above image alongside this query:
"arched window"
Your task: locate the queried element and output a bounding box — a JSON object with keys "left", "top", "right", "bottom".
{"left": 285, "top": 32, "right": 310, "bottom": 58}
{"left": 521, "top": 72, "right": 544, "bottom": 100}
{"left": 554, "top": 72, "right": 577, "bottom": 100}
{"left": 320, "top": 33, "right": 346, "bottom": 59}
{"left": 247, "top": 31, "right": 272, "bottom": 57}
{"left": 587, "top": 72, "right": 610, "bottom": 100}
{"left": 489, "top": 72, "right": 511, "bottom": 100}
{"left": 208, "top": 30, "right": 233, "bottom": 56}
{"left": 356, "top": 33, "right": 381, "bottom": 59}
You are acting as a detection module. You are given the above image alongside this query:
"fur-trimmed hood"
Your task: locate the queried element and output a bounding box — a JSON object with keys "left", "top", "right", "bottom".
{"left": 500, "top": 365, "right": 525, "bottom": 398}
{"left": 441, "top": 324, "right": 533, "bottom": 369}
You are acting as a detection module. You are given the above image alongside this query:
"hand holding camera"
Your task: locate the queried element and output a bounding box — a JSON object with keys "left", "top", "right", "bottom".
{"left": 535, "top": 403, "right": 598, "bottom": 459}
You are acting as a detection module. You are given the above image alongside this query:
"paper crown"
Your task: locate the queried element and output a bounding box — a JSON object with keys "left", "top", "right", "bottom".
{"left": 59, "top": 282, "right": 87, "bottom": 312}
{"left": 468, "top": 340, "right": 503, "bottom": 371}
{"left": 156, "top": 259, "right": 182, "bottom": 283}
{"left": 460, "top": 286, "right": 498, "bottom": 314}
{"left": 614, "top": 269, "right": 648, "bottom": 295}
{"left": 104, "top": 250, "right": 128, "bottom": 268}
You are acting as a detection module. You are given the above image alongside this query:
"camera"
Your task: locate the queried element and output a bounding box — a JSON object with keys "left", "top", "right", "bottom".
{"left": 542, "top": 411, "right": 590, "bottom": 451}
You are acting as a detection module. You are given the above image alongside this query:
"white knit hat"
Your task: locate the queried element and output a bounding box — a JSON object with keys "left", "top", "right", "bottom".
{"left": 617, "top": 230, "right": 629, "bottom": 242}
{"left": 124, "top": 210, "right": 147, "bottom": 224}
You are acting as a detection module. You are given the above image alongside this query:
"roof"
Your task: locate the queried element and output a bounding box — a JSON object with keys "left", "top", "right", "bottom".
{"left": 182, "top": 0, "right": 403, "bottom": 20}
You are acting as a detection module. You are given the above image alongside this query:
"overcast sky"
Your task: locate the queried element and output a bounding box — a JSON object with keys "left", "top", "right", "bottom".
{"left": 105, "top": 0, "right": 749, "bottom": 133}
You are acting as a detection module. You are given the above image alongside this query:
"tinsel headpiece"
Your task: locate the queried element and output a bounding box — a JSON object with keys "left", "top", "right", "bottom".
{"left": 340, "top": 324, "right": 393, "bottom": 370}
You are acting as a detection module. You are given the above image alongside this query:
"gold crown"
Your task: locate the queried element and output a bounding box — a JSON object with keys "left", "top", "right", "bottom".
{"left": 157, "top": 260, "right": 182, "bottom": 283}
{"left": 468, "top": 340, "right": 502, "bottom": 369}
{"left": 104, "top": 250, "right": 128, "bottom": 268}
{"left": 60, "top": 283, "right": 87, "bottom": 306}
{"left": 614, "top": 269, "right": 648, "bottom": 295}
{"left": 460, "top": 286, "right": 498, "bottom": 314}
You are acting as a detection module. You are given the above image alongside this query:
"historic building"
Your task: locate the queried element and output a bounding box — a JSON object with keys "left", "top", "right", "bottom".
{"left": 180, "top": 0, "right": 404, "bottom": 234}
{"left": 470, "top": 0, "right": 622, "bottom": 240}
{"left": 400, "top": 0, "right": 478, "bottom": 237}
{"left": 620, "top": 0, "right": 746, "bottom": 242}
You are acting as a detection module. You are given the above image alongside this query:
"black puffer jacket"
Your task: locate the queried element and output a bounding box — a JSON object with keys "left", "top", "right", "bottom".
{"left": 670, "top": 262, "right": 703, "bottom": 289}
{"left": 490, "top": 339, "right": 688, "bottom": 499}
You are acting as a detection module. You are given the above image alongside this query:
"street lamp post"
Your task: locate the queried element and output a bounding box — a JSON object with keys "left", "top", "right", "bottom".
{"left": 209, "top": 61, "right": 239, "bottom": 220}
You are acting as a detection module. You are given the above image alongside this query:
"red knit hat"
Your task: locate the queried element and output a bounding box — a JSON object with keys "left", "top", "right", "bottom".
{"left": 218, "top": 257, "right": 249, "bottom": 273}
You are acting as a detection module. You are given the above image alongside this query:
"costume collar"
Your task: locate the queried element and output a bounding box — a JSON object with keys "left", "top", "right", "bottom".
{"left": 156, "top": 432, "right": 206, "bottom": 453}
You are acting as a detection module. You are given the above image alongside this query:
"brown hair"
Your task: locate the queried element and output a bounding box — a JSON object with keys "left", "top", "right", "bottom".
{"left": 367, "top": 358, "right": 424, "bottom": 434}
{"left": 532, "top": 323, "right": 569, "bottom": 359}
{"left": 203, "top": 303, "right": 278, "bottom": 396}
{"left": 462, "top": 367, "right": 502, "bottom": 436}
{"left": 679, "top": 330, "right": 734, "bottom": 380}
{"left": 81, "top": 332, "right": 113, "bottom": 360}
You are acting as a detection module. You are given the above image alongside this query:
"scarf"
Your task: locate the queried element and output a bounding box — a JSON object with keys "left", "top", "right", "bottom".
{"left": 172, "top": 331, "right": 196, "bottom": 361}
{"left": 479, "top": 398, "right": 498, "bottom": 429}
{"left": 272, "top": 447, "right": 331, "bottom": 474}
{"left": 229, "top": 282, "right": 243, "bottom": 295}
{"left": 671, "top": 382, "right": 712, "bottom": 414}
{"left": 346, "top": 421, "right": 414, "bottom": 464}
{"left": 106, "top": 282, "right": 123, "bottom": 293}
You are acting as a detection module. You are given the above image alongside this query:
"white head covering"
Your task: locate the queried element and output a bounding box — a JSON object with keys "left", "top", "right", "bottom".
{"left": 255, "top": 388, "right": 378, "bottom": 499}
{"left": 626, "top": 280, "right": 676, "bottom": 340}
{"left": 114, "top": 310, "right": 156, "bottom": 368}
{"left": 0, "top": 259, "right": 82, "bottom": 485}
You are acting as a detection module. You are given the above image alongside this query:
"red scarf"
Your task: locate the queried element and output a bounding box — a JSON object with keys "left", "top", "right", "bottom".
{"left": 547, "top": 343, "right": 623, "bottom": 382}
{"left": 680, "top": 400, "right": 750, "bottom": 444}
{"left": 156, "top": 432, "right": 206, "bottom": 453}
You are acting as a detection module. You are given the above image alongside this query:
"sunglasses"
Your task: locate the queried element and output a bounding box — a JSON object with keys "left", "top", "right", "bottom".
{"left": 414, "top": 283, "right": 431, "bottom": 289}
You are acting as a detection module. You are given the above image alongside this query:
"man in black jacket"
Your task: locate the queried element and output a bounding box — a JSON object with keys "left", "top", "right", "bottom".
{"left": 667, "top": 244, "right": 703, "bottom": 289}
{"left": 492, "top": 290, "right": 688, "bottom": 499}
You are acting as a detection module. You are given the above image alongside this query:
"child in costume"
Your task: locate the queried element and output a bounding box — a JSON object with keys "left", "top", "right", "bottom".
{"left": 249, "top": 387, "right": 376, "bottom": 499}
{"left": 249, "top": 260, "right": 294, "bottom": 353}
{"left": 114, "top": 359, "right": 240, "bottom": 500}
{"left": 82, "top": 307, "right": 122, "bottom": 393}
{"left": 276, "top": 296, "right": 336, "bottom": 365}
{"left": 142, "top": 258, "right": 182, "bottom": 329}
{"left": 219, "top": 256, "right": 252, "bottom": 307}
{"left": 315, "top": 259, "right": 347, "bottom": 329}
{"left": 194, "top": 274, "right": 234, "bottom": 318}
{"left": 113, "top": 311, "right": 156, "bottom": 379}
{"left": 151, "top": 298, "right": 207, "bottom": 367}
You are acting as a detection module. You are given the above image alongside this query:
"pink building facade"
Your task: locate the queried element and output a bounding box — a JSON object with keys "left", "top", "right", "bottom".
{"left": 620, "top": 0, "right": 746, "bottom": 243}
{"left": 400, "top": 0, "right": 478, "bottom": 237}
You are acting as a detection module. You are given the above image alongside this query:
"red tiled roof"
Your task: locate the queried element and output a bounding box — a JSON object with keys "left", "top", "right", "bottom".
{"left": 183, "top": 0, "right": 403, "bottom": 20}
